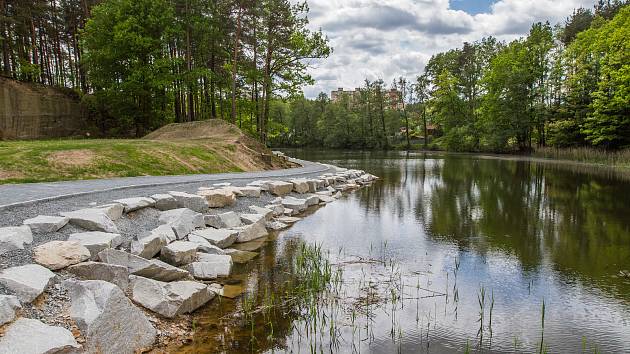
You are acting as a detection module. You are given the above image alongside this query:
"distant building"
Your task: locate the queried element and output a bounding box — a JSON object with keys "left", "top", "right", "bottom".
{"left": 331, "top": 87, "right": 403, "bottom": 110}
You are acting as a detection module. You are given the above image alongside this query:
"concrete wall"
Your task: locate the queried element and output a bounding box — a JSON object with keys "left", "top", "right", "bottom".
{"left": 0, "top": 77, "right": 89, "bottom": 140}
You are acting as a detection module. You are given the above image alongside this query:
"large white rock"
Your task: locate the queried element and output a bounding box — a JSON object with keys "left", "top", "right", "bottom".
{"left": 67, "top": 262, "right": 129, "bottom": 290}
{"left": 240, "top": 213, "right": 266, "bottom": 225}
{"left": 98, "top": 249, "right": 189, "bottom": 282}
{"left": 316, "top": 190, "right": 333, "bottom": 197}
{"left": 0, "top": 264, "right": 55, "bottom": 303}
{"left": 0, "top": 318, "right": 81, "bottom": 354}
{"left": 195, "top": 253, "right": 232, "bottom": 277}
{"left": 129, "top": 276, "right": 215, "bottom": 318}
{"left": 290, "top": 179, "right": 310, "bottom": 194}
{"left": 234, "top": 222, "right": 268, "bottom": 243}
{"left": 281, "top": 197, "right": 308, "bottom": 212}
{"left": 0, "top": 295, "right": 21, "bottom": 326}
{"left": 113, "top": 197, "right": 155, "bottom": 213}
{"left": 240, "top": 186, "right": 262, "bottom": 197}
{"left": 249, "top": 206, "right": 273, "bottom": 220}
{"left": 67, "top": 231, "right": 122, "bottom": 259}
{"left": 131, "top": 231, "right": 167, "bottom": 259}
{"left": 160, "top": 241, "right": 198, "bottom": 266}
{"left": 190, "top": 228, "right": 238, "bottom": 248}
{"left": 159, "top": 208, "right": 204, "bottom": 239}
{"left": 264, "top": 204, "right": 285, "bottom": 216}
{"left": 318, "top": 195, "right": 335, "bottom": 203}
{"left": 204, "top": 211, "right": 242, "bottom": 228}
{"left": 263, "top": 181, "right": 294, "bottom": 196}
{"left": 197, "top": 188, "right": 236, "bottom": 208}
{"left": 168, "top": 191, "right": 209, "bottom": 212}
{"left": 23, "top": 215, "right": 69, "bottom": 233}
{"left": 185, "top": 262, "right": 218, "bottom": 280}
{"left": 150, "top": 193, "right": 178, "bottom": 211}
{"left": 0, "top": 226, "right": 33, "bottom": 255}
{"left": 61, "top": 208, "right": 119, "bottom": 233}
{"left": 305, "top": 195, "right": 320, "bottom": 207}
{"left": 187, "top": 235, "right": 226, "bottom": 255}
{"left": 33, "top": 241, "right": 91, "bottom": 270}
{"left": 65, "top": 280, "right": 156, "bottom": 354}
{"left": 95, "top": 203, "right": 124, "bottom": 221}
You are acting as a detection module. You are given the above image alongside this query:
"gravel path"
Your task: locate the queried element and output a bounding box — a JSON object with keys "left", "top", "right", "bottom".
{"left": 0, "top": 158, "right": 330, "bottom": 210}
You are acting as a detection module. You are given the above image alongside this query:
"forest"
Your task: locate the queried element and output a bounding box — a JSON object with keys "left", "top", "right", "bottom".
{"left": 0, "top": 0, "right": 330, "bottom": 141}
{"left": 271, "top": 1, "right": 630, "bottom": 152}
{"left": 0, "top": 0, "right": 628, "bottom": 152}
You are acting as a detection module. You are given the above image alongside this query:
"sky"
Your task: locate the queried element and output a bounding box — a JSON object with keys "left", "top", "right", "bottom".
{"left": 299, "top": 0, "right": 597, "bottom": 98}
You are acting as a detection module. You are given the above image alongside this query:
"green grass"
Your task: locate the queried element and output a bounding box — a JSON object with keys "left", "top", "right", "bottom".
{"left": 0, "top": 138, "right": 245, "bottom": 184}
{"left": 532, "top": 147, "right": 630, "bottom": 168}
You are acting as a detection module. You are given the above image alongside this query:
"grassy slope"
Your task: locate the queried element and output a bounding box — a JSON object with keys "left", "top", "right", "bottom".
{"left": 0, "top": 120, "right": 286, "bottom": 184}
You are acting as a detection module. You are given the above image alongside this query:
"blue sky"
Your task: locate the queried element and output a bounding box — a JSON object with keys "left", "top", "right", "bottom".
{"left": 300, "top": 0, "right": 597, "bottom": 98}
{"left": 450, "top": 0, "right": 496, "bottom": 15}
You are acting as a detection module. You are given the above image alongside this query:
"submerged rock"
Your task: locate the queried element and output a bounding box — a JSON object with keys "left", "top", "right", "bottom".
{"left": 129, "top": 276, "right": 215, "bottom": 318}
{"left": 65, "top": 280, "right": 156, "bottom": 354}
{"left": 23, "top": 215, "right": 69, "bottom": 233}
{"left": 0, "top": 318, "right": 81, "bottom": 354}
{"left": 0, "top": 264, "right": 56, "bottom": 303}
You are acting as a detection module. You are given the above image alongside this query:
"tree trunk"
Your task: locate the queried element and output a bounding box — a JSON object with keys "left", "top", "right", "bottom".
{"left": 230, "top": 4, "right": 243, "bottom": 124}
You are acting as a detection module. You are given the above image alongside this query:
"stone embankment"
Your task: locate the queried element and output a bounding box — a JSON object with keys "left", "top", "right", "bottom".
{"left": 0, "top": 161, "right": 378, "bottom": 353}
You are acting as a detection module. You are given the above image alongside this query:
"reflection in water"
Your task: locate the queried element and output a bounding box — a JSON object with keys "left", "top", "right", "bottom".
{"left": 177, "top": 151, "right": 630, "bottom": 353}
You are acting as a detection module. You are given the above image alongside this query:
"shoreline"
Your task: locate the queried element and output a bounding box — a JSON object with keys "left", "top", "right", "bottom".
{"left": 0, "top": 157, "right": 379, "bottom": 353}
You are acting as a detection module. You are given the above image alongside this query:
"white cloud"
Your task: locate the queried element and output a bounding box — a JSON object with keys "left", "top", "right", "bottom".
{"left": 299, "top": 0, "right": 596, "bottom": 98}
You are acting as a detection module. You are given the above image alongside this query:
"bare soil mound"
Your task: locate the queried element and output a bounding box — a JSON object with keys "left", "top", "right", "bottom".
{"left": 144, "top": 119, "right": 292, "bottom": 171}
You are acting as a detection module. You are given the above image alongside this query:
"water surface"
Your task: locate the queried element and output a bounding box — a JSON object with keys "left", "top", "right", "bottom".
{"left": 178, "top": 151, "right": 630, "bottom": 353}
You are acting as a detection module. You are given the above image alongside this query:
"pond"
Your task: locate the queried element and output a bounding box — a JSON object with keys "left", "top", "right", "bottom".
{"left": 176, "top": 151, "right": 630, "bottom": 353}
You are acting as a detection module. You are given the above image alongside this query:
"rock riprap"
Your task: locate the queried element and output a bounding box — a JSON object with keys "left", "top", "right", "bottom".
{"left": 113, "top": 197, "right": 156, "bottom": 213}
{"left": 168, "top": 191, "right": 209, "bottom": 212}
{"left": 204, "top": 211, "right": 243, "bottom": 228}
{"left": 0, "top": 264, "right": 56, "bottom": 303}
{"left": 159, "top": 208, "right": 204, "bottom": 239}
{"left": 262, "top": 181, "right": 294, "bottom": 196}
{"left": 190, "top": 228, "right": 238, "bottom": 248}
{"left": 23, "top": 215, "right": 69, "bottom": 233}
{"left": 95, "top": 203, "right": 124, "bottom": 221}
{"left": 150, "top": 194, "right": 178, "bottom": 211}
{"left": 197, "top": 188, "right": 236, "bottom": 208}
{"left": 131, "top": 231, "right": 167, "bottom": 259}
{"left": 195, "top": 253, "right": 232, "bottom": 277}
{"left": 129, "top": 276, "right": 216, "bottom": 318}
{"left": 0, "top": 295, "right": 21, "bottom": 326}
{"left": 33, "top": 241, "right": 91, "bottom": 270}
{"left": 0, "top": 318, "right": 81, "bottom": 354}
{"left": 161, "top": 241, "right": 198, "bottom": 266}
{"left": 67, "top": 262, "right": 130, "bottom": 290}
{"left": 65, "top": 280, "right": 156, "bottom": 354}
{"left": 234, "top": 222, "right": 268, "bottom": 243}
{"left": 61, "top": 208, "right": 119, "bottom": 233}
{"left": 98, "top": 249, "right": 188, "bottom": 282}
{"left": 67, "top": 231, "right": 123, "bottom": 259}
{"left": 0, "top": 226, "right": 33, "bottom": 255}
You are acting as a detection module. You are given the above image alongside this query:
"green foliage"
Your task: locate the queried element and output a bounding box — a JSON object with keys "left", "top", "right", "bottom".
{"left": 82, "top": 0, "right": 176, "bottom": 136}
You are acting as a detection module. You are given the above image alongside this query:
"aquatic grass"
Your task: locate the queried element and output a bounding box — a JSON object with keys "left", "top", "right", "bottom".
{"left": 534, "top": 147, "right": 630, "bottom": 168}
